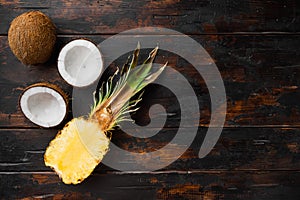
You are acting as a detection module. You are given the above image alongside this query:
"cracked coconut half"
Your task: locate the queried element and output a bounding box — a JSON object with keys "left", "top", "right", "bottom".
{"left": 44, "top": 44, "right": 166, "bottom": 184}
{"left": 20, "top": 83, "right": 68, "bottom": 128}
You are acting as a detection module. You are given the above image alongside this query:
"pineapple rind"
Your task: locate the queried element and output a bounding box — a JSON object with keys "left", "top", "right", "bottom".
{"left": 44, "top": 45, "right": 166, "bottom": 185}
{"left": 44, "top": 117, "right": 110, "bottom": 184}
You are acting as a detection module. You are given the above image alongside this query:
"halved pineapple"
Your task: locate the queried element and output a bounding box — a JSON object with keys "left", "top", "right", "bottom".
{"left": 44, "top": 117, "right": 110, "bottom": 184}
{"left": 44, "top": 44, "right": 166, "bottom": 184}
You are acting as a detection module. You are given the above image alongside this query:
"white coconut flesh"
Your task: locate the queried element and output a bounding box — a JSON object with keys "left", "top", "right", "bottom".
{"left": 20, "top": 86, "right": 67, "bottom": 128}
{"left": 58, "top": 39, "right": 103, "bottom": 87}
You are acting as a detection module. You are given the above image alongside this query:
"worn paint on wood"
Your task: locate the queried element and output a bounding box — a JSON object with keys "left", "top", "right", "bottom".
{"left": 0, "top": 0, "right": 300, "bottom": 199}
{"left": 0, "top": 0, "right": 299, "bottom": 34}
{"left": 1, "top": 35, "right": 300, "bottom": 128}
{"left": 1, "top": 171, "right": 300, "bottom": 199}
{"left": 0, "top": 128, "right": 300, "bottom": 172}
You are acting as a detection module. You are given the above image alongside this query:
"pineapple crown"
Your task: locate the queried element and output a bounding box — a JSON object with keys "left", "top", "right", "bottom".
{"left": 90, "top": 43, "right": 167, "bottom": 130}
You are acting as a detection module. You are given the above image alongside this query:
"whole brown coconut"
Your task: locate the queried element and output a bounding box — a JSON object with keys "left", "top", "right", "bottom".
{"left": 8, "top": 11, "right": 56, "bottom": 65}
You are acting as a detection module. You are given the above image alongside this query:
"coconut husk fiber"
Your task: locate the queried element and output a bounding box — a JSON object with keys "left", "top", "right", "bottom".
{"left": 8, "top": 11, "right": 56, "bottom": 65}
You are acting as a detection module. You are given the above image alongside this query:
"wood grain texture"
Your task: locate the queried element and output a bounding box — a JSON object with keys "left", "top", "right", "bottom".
{"left": 1, "top": 35, "right": 300, "bottom": 128}
{"left": 0, "top": 128, "right": 299, "bottom": 172}
{"left": 0, "top": 0, "right": 299, "bottom": 34}
{"left": 1, "top": 0, "right": 300, "bottom": 199}
{"left": 1, "top": 171, "right": 300, "bottom": 200}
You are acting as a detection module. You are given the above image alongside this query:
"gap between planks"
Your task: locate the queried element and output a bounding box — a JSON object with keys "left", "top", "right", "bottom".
{"left": 1, "top": 169, "right": 300, "bottom": 175}
{"left": 1, "top": 32, "right": 300, "bottom": 37}
{"left": 1, "top": 125, "right": 300, "bottom": 130}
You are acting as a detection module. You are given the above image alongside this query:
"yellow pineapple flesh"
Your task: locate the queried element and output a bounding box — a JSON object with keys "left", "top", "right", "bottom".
{"left": 44, "top": 44, "right": 166, "bottom": 184}
{"left": 44, "top": 117, "right": 110, "bottom": 184}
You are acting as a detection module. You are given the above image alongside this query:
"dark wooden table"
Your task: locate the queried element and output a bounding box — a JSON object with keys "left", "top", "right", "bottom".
{"left": 1, "top": 0, "right": 300, "bottom": 199}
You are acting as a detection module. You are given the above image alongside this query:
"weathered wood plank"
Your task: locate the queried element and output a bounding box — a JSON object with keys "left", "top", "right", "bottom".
{"left": 0, "top": 1, "right": 299, "bottom": 199}
{"left": 0, "top": 0, "right": 299, "bottom": 34}
{"left": 1, "top": 35, "right": 300, "bottom": 128}
{"left": 1, "top": 171, "right": 300, "bottom": 199}
{"left": 0, "top": 128, "right": 300, "bottom": 171}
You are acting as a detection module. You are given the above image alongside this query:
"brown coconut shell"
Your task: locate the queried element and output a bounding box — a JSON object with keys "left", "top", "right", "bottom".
{"left": 8, "top": 11, "right": 56, "bottom": 65}
{"left": 19, "top": 83, "right": 69, "bottom": 127}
